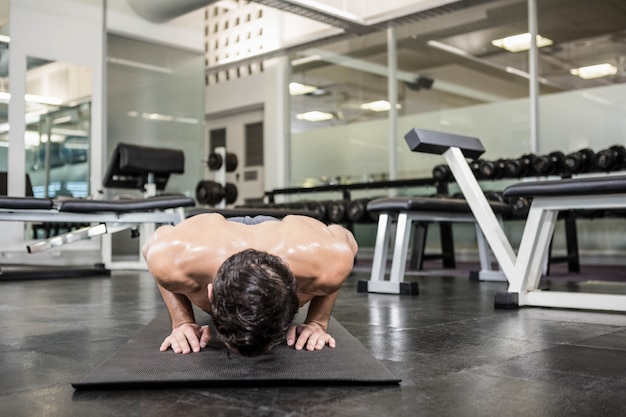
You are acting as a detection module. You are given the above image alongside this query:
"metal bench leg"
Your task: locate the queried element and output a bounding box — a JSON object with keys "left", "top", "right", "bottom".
{"left": 409, "top": 222, "right": 428, "bottom": 270}
{"left": 369, "top": 213, "right": 392, "bottom": 283}
{"left": 472, "top": 222, "right": 506, "bottom": 282}
{"left": 359, "top": 212, "right": 418, "bottom": 295}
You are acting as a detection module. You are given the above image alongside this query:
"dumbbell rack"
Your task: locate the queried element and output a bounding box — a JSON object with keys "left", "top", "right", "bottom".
{"left": 196, "top": 147, "right": 239, "bottom": 207}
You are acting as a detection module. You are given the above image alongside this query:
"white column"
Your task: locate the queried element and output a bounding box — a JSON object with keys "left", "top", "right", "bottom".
{"left": 528, "top": 0, "right": 539, "bottom": 154}
{"left": 387, "top": 25, "right": 398, "bottom": 188}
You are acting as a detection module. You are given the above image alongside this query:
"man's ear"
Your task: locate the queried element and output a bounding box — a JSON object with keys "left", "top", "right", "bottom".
{"left": 207, "top": 283, "right": 213, "bottom": 302}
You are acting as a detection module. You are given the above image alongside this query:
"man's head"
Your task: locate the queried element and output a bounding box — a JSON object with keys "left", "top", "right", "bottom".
{"left": 210, "top": 248, "right": 299, "bottom": 357}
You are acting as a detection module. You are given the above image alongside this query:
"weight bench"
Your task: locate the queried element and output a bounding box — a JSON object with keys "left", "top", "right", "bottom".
{"left": 0, "top": 143, "right": 195, "bottom": 273}
{"left": 0, "top": 194, "right": 194, "bottom": 251}
{"left": 404, "top": 128, "right": 626, "bottom": 312}
{"left": 358, "top": 196, "right": 510, "bottom": 295}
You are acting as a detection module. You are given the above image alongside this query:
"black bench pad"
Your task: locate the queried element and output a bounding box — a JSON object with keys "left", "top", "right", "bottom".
{"left": 186, "top": 208, "right": 324, "bottom": 221}
{"left": 0, "top": 196, "right": 54, "bottom": 210}
{"left": 59, "top": 196, "right": 195, "bottom": 213}
{"left": 367, "top": 196, "right": 511, "bottom": 215}
{"left": 503, "top": 175, "right": 626, "bottom": 198}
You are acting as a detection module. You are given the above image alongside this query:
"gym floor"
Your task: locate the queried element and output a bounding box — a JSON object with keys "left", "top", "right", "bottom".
{"left": 1, "top": 263, "right": 625, "bottom": 417}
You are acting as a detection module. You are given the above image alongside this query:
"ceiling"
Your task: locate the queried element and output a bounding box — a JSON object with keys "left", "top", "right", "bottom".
{"left": 0, "top": 0, "right": 624, "bottom": 131}
{"left": 280, "top": 0, "right": 626, "bottom": 130}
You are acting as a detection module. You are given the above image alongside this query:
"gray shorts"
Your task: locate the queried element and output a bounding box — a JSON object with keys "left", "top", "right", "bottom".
{"left": 227, "top": 215, "right": 279, "bottom": 225}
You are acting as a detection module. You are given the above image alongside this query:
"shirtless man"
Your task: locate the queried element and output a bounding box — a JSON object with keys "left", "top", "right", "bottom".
{"left": 142, "top": 213, "right": 358, "bottom": 357}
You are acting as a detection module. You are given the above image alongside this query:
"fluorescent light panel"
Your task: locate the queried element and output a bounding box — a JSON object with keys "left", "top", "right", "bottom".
{"left": 0, "top": 91, "right": 63, "bottom": 105}
{"left": 286, "top": 0, "right": 365, "bottom": 24}
{"left": 491, "top": 33, "right": 553, "bottom": 52}
{"left": 360, "top": 100, "right": 401, "bottom": 112}
{"left": 570, "top": 63, "right": 617, "bottom": 79}
{"left": 289, "top": 82, "right": 318, "bottom": 95}
{"left": 295, "top": 111, "right": 334, "bottom": 122}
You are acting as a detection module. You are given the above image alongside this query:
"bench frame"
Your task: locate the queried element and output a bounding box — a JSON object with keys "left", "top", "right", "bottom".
{"left": 360, "top": 209, "right": 505, "bottom": 295}
{"left": 408, "top": 128, "right": 626, "bottom": 312}
{"left": 0, "top": 205, "right": 187, "bottom": 270}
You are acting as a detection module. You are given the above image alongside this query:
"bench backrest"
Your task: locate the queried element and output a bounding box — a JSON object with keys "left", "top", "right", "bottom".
{"left": 103, "top": 143, "right": 185, "bottom": 190}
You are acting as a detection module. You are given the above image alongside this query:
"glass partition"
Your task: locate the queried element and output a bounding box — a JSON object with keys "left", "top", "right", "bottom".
{"left": 287, "top": 0, "right": 626, "bottom": 252}
{"left": 0, "top": 0, "right": 9, "bottom": 175}
{"left": 25, "top": 102, "right": 91, "bottom": 198}
{"left": 24, "top": 59, "right": 92, "bottom": 198}
{"left": 289, "top": 0, "right": 626, "bottom": 186}
{"left": 106, "top": 34, "right": 205, "bottom": 199}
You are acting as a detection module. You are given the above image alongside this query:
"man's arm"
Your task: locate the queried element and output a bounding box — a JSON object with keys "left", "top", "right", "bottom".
{"left": 143, "top": 230, "right": 210, "bottom": 355}
{"left": 286, "top": 289, "right": 340, "bottom": 351}
{"left": 154, "top": 280, "right": 210, "bottom": 354}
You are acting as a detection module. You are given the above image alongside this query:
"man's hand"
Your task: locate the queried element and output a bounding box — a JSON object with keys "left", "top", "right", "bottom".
{"left": 160, "top": 322, "right": 210, "bottom": 354}
{"left": 286, "top": 322, "right": 336, "bottom": 351}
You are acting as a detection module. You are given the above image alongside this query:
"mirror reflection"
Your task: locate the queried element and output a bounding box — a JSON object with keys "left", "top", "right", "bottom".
{"left": 23, "top": 58, "right": 92, "bottom": 199}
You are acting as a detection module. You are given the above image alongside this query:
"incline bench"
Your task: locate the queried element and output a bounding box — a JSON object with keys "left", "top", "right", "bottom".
{"left": 0, "top": 143, "right": 195, "bottom": 276}
{"left": 400, "top": 128, "right": 626, "bottom": 312}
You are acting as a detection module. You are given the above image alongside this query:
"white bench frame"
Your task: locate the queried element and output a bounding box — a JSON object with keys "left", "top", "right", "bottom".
{"left": 444, "top": 145, "right": 626, "bottom": 312}
{"left": 364, "top": 209, "right": 505, "bottom": 295}
{"left": 0, "top": 205, "right": 186, "bottom": 270}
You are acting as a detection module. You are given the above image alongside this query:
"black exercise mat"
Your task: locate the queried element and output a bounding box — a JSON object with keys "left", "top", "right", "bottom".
{"left": 72, "top": 310, "right": 400, "bottom": 389}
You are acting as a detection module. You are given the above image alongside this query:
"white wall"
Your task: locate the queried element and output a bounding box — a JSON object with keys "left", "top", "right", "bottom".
{"left": 205, "top": 56, "right": 291, "bottom": 191}
{"left": 4, "top": 0, "right": 105, "bottom": 259}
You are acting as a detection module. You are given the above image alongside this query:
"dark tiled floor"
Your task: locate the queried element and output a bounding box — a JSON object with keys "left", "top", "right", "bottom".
{"left": 1, "top": 267, "right": 626, "bottom": 416}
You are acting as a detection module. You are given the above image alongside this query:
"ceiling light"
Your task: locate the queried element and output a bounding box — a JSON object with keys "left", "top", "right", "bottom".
{"left": 570, "top": 63, "right": 617, "bottom": 80}
{"left": 360, "top": 100, "right": 401, "bottom": 112}
{"left": 287, "top": 0, "right": 365, "bottom": 24}
{"left": 491, "top": 33, "right": 553, "bottom": 52}
{"left": 295, "top": 111, "right": 334, "bottom": 122}
{"left": 0, "top": 92, "right": 64, "bottom": 106}
{"left": 0, "top": 35, "right": 10, "bottom": 43}
{"left": 142, "top": 112, "right": 174, "bottom": 122}
{"left": 107, "top": 57, "right": 173, "bottom": 74}
{"left": 289, "top": 82, "right": 318, "bottom": 95}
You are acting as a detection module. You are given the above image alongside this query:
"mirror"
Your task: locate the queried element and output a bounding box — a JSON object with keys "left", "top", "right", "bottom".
{"left": 24, "top": 58, "right": 92, "bottom": 199}
{"left": 21, "top": 58, "right": 92, "bottom": 239}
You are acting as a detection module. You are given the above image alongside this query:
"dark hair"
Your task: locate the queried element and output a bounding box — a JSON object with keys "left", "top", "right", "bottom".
{"left": 211, "top": 248, "right": 299, "bottom": 357}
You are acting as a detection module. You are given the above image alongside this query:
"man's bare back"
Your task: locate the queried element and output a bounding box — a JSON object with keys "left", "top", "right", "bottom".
{"left": 142, "top": 213, "right": 358, "bottom": 354}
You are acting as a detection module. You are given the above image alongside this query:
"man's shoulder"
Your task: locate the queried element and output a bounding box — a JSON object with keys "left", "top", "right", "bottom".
{"left": 281, "top": 214, "right": 325, "bottom": 227}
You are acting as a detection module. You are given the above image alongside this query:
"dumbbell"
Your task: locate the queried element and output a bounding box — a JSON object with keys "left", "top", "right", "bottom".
{"left": 326, "top": 200, "right": 349, "bottom": 224}
{"left": 479, "top": 159, "right": 507, "bottom": 179}
{"left": 207, "top": 152, "right": 238, "bottom": 172}
{"left": 509, "top": 196, "right": 532, "bottom": 218}
{"left": 195, "top": 180, "right": 238, "bottom": 205}
{"left": 432, "top": 164, "right": 452, "bottom": 182}
{"left": 563, "top": 148, "right": 595, "bottom": 175}
{"left": 593, "top": 145, "right": 626, "bottom": 171}
{"left": 346, "top": 198, "right": 375, "bottom": 223}
{"left": 504, "top": 154, "right": 537, "bottom": 178}
{"left": 532, "top": 151, "right": 565, "bottom": 176}
{"left": 484, "top": 191, "right": 505, "bottom": 203}
{"left": 470, "top": 159, "right": 484, "bottom": 179}
{"left": 224, "top": 182, "right": 238, "bottom": 204}
{"left": 303, "top": 201, "right": 328, "bottom": 222}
